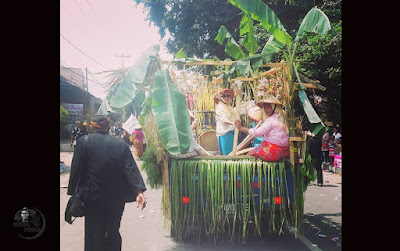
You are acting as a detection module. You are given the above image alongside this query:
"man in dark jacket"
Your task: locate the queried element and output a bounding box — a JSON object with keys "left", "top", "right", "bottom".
{"left": 67, "top": 115, "right": 147, "bottom": 251}
{"left": 306, "top": 131, "right": 323, "bottom": 186}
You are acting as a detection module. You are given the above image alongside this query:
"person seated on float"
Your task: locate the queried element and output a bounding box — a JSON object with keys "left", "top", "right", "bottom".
{"left": 214, "top": 88, "right": 239, "bottom": 155}
{"left": 246, "top": 104, "right": 264, "bottom": 148}
{"left": 234, "top": 95, "right": 289, "bottom": 161}
{"left": 169, "top": 113, "right": 206, "bottom": 159}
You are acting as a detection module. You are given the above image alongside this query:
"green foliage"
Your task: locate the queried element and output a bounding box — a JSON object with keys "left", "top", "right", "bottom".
{"left": 134, "top": 1, "right": 341, "bottom": 125}
{"left": 296, "top": 21, "right": 342, "bottom": 124}
{"left": 295, "top": 7, "right": 334, "bottom": 41}
{"left": 135, "top": 0, "right": 318, "bottom": 59}
{"left": 170, "top": 159, "right": 304, "bottom": 241}
{"left": 215, "top": 25, "right": 246, "bottom": 60}
{"left": 175, "top": 48, "right": 188, "bottom": 59}
{"left": 300, "top": 153, "right": 316, "bottom": 188}
{"left": 140, "top": 145, "right": 163, "bottom": 189}
{"left": 97, "top": 45, "right": 161, "bottom": 116}
{"left": 151, "top": 69, "right": 192, "bottom": 155}
{"left": 215, "top": 1, "right": 337, "bottom": 128}
{"left": 136, "top": 0, "right": 244, "bottom": 59}
{"left": 240, "top": 15, "right": 259, "bottom": 55}
{"left": 228, "top": 0, "right": 292, "bottom": 45}
{"left": 60, "top": 105, "right": 69, "bottom": 125}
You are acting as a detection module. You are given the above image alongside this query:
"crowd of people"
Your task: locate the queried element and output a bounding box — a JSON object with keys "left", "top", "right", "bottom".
{"left": 307, "top": 126, "right": 342, "bottom": 186}
{"left": 322, "top": 127, "right": 342, "bottom": 166}
{"left": 69, "top": 118, "right": 146, "bottom": 161}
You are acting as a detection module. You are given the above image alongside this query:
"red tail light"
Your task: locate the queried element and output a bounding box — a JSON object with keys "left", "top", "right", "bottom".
{"left": 253, "top": 182, "right": 259, "bottom": 189}
{"left": 182, "top": 196, "right": 190, "bottom": 204}
{"left": 274, "top": 197, "right": 282, "bottom": 204}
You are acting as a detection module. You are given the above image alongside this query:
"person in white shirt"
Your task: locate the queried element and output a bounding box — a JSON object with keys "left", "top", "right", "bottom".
{"left": 214, "top": 89, "right": 237, "bottom": 155}
{"left": 333, "top": 127, "right": 342, "bottom": 140}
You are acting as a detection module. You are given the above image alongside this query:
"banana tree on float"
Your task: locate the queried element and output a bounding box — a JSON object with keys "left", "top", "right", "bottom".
{"left": 215, "top": 0, "right": 335, "bottom": 135}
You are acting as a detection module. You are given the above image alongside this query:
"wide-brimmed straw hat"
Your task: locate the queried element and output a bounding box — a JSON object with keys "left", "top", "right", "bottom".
{"left": 247, "top": 105, "right": 264, "bottom": 122}
{"left": 213, "top": 89, "right": 234, "bottom": 103}
{"left": 256, "top": 94, "right": 282, "bottom": 107}
{"left": 134, "top": 124, "right": 142, "bottom": 129}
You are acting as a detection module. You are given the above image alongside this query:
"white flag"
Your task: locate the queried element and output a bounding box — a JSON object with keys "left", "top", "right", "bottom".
{"left": 123, "top": 114, "right": 139, "bottom": 134}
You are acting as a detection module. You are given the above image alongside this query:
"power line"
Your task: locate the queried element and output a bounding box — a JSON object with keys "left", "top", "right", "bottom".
{"left": 60, "top": 65, "right": 104, "bottom": 86}
{"left": 73, "top": 0, "right": 84, "bottom": 13}
{"left": 60, "top": 2, "right": 72, "bottom": 16}
{"left": 86, "top": 0, "right": 95, "bottom": 14}
{"left": 61, "top": 65, "right": 108, "bottom": 99}
{"left": 87, "top": 70, "right": 108, "bottom": 87}
{"left": 60, "top": 33, "right": 113, "bottom": 70}
{"left": 91, "top": 69, "right": 118, "bottom": 74}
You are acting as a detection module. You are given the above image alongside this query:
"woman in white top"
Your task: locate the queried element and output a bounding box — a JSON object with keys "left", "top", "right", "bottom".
{"left": 214, "top": 89, "right": 237, "bottom": 155}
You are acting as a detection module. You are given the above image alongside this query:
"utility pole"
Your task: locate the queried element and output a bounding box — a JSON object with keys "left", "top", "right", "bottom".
{"left": 114, "top": 53, "right": 131, "bottom": 69}
{"left": 86, "top": 67, "right": 90, "bottom": 110}
{"left": 85, "top": 67, "right": 88, "bottom": 93}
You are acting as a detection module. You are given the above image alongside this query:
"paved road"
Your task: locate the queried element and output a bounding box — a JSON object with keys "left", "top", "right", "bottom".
{"left": 60, "top": 151, "right": 341, "bottom": 250}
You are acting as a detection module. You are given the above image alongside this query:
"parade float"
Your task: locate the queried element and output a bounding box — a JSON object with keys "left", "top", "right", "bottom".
{"left": 97, "top": 0, "right": 334, "bottom": 243}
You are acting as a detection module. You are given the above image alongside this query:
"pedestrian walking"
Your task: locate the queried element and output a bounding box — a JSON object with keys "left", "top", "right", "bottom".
{"left": 130, "top": 124, "right": 145, "bottom": 160}
{"left": 70, "top": 119, "right": 88, "bottom": 147}
{"left": 67, "top": 115, "right": 147, "bottom": 251}
{"left": 321, "top": 128, "right": 330, "bottom": 164}
{"left": 113, "top": 122, "right": 124, "bottom": 138}
{"left": 328, "top": 136, "right": 335, "bottom": 166}
{"left": 307, "top": 131, "right": 323, "bottom": 186}
{"left": 121, "top": 129, "right": 132, "bottom": 147}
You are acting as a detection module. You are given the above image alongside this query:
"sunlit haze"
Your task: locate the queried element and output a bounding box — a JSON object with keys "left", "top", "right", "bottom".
{"left": 60, "top": 0, "right": 172, "bottom": 99}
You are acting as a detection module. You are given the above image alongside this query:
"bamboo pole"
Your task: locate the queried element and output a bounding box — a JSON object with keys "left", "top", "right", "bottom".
{"left": 231, "top": 93, "right": 241, "bottom": 155}
{"left": 228, "top": 120, "right": 262, "bottom": 156}
{"left": 228, "top": 136, "right": 251, "bottom": 156}
{"left": 234, "top": 135, "right": 254, "bottom": 153}
{"left": 235, "top": 147, "right": 255, "bottom": 156}
{"left": 197, "top": 144, "right": 212, "bottom": 156}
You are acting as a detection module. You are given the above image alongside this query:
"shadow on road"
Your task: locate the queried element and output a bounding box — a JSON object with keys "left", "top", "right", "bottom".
{"left": 168, "top": 228, "right": 309, "bottom": 251}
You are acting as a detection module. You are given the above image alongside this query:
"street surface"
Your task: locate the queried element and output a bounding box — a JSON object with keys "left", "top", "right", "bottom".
{"left": 60, "top": 150, "right": 341, "bottom": 250}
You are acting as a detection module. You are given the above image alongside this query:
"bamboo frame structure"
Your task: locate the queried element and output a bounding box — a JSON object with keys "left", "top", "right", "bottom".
{"left": 167, "top": 60, "right": 312, "bottom": 164}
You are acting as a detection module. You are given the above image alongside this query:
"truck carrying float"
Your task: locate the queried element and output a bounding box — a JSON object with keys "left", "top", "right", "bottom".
{"left": 97, "top": 1, "right": 334, "bottom": 244}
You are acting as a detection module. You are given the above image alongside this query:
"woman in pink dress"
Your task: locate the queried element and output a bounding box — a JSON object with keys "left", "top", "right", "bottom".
{"left": 131, "top": 124, "right": 145, "bottom": 160}
{"left": 234, "top": 95, "right": 289, "bottom": 161}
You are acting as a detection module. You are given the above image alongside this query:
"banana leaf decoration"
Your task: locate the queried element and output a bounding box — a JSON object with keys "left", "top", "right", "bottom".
{"left": 225, "top": 35, "right": 286, "bottom": 75}
{"left": 295, "top": 7, "right": 335, "bottom": 41}
{"left": 216, "top": 1, "right": 335, "bottom": 128}
{"left": 151, "top": 69, "right": 192, "bottom": 155}
{"left": 240, "top": 14, "right": 259, "bottom": 56}
{"left": 215, "top": 25, "right": 246, "bottom": 60}
{"left": 228, "top": 0, "right": 292, "bottom": 45}
{"left": 294, "top": 7, "right": 334, "bottom": 130}
{"left": 97, "top": 44, "right": 160, "bottom": 114}
{"left": 215, "top": 0, "right": 290, "bottom": 75}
